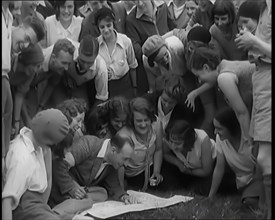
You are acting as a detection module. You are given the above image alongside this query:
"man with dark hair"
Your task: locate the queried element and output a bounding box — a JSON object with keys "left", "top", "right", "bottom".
{"left": 49, "top": 132, "right": 139, "bottom": 212}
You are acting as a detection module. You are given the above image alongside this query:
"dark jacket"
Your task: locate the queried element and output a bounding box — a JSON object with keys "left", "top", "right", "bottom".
{"left": 49, "top": 135, "right": 125, "bottom": 207}
{"left": 125, "top": 4, "right": 174, "bottom": 61}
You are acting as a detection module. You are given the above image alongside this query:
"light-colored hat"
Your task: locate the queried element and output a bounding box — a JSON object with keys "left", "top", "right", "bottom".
{"left": 142, "top": 35, "right": 166, "bottom": 58}
{"left": 31, "top": 108, "right": 69, "bottom": 144}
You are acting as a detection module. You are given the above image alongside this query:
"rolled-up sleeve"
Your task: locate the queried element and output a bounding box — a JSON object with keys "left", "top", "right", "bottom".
{"left": 126, "top": 39, "right": 138, "bottom": 69}
{"left": 95, "top": 57, "right": 109, "bottom": 101}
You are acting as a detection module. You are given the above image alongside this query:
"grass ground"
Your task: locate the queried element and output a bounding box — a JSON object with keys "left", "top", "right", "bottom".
{"left": 90, "top": 162, "right": 266, "bottom": 220}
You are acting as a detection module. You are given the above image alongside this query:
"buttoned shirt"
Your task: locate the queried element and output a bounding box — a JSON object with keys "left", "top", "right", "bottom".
{"left": 98, "top": 31, "right": 138, "bottom": 80}
{"left": 2, "top": 127, "right": 48, "bottom": 210}
{"left": 45, "top": 15, "right": 83, "bottom": 47}
{"left": 2, "top": 7, "right": 13, "bottom": 78}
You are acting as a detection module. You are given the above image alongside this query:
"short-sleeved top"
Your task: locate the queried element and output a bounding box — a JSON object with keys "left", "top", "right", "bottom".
{"left": 2, "top": 127, "right": 48, "bottom": 210}
{"left": 209, "top": 23, "right": 247, "bottom": 61}
{"left": 98, "top": 31, "right": 138, "bottom": 80}
{"left": 217, "top": 60, "right": 255, "bottom": 113}
{"left": 2, "top": 8, "right": 13, "bottom": 78}
{"left": 248, "top": 6, "right": 272, "bottom": 64}
{"left": 45, "top": 15, "right": 83, "bottom": 47}
{"left": 119, "top": 124, "right": 157, "bottom": 177}
{"left": 215, "top": 134, "right": 256, "bottom": 189}
{"left": 167, "top": 129, "right": 216, "bottom": 169}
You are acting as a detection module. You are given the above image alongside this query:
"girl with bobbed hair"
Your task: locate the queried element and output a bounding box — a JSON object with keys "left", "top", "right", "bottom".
{"left": 45, "top": 0, "right": 83, "bottom": 47}
{"left": 209, "top": 0, "right": 247, "bottom": 60}
{"left": 85, "top": 96, "right": 130, "bottom": 138}
{"left": 163, "top": 119, "right": 216, "bottom": 195}
{"left": 209, "top": 107, "right": 264, "bottom": 210}
{"left": 189, "top": 45, "right": 256, "bottom": 146}
{"left": 117, "top": 97, "right": 163, "bottom": 191}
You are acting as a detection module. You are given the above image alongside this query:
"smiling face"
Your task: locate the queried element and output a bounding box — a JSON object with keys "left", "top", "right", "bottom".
{"left": 12, "top": 26, "right": 38, "bottom": 53}
{"left": 59, "top": 1, "right": 74, "bottom": 23}
{"left": 110, "top": 113, "right": 127, "bottom": 132}
{"left": 52, "top": 50, "right": 73, "bottom": 75}
{"left": 133, "top": 111, "right": 151, "bottom": 136}
{"left": 98, "top": 18, "right": 114, "bottom": 40}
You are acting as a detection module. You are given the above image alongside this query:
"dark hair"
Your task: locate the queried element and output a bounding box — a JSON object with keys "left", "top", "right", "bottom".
{"left": 189, "top": 46, "right": 221, "bottom": 71}
{"left": 110, "top": 132, "right": 134, "bottom": 152}
{"left": 163, "top": 74, "right": 187, "bottom": 103}
{"left": 237, "top": 0, "right": 260, "bottom": 22}
{"left": 56, "top": 98, "right": 87, "bottom": 125}
{"left": 166, "top": 120, "right": 196, "bottom": 152}
{"left": 84, "top": 105, "right": 109, "bottom": 136}
{"left": 95, "top": 6, "right": 115, "bottom": 26}
{"left": 22, "top": 15, "right": 45, "bottom": 42}
{"left": 54, "top": 0, "right": 77, "bottom": 20}
{"left": 52, "top": 128, "right": 74, "bottom": 158}
{"left": 128, "top": 97, "right": 156, "bottom": 128}
{"left": 214, "top": 107, "right": 241, "bottom": 137}
{"left": 213, "top": 0, "right": 236, "bottom": 24}
{"left": 52, "top": 38, "right": 75, "bottom": 56}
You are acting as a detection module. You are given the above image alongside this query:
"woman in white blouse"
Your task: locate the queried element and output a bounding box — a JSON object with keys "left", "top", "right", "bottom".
{"left": 45, "top": 0, "right": 83, "bottom": 47}
{"left": 95, "top": 7, "right": 138, "bottom": 99}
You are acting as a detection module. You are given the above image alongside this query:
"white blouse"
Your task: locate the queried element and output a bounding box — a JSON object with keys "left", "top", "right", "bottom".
{"left": 45, "top": 15, "right": 83, "bottom": 47}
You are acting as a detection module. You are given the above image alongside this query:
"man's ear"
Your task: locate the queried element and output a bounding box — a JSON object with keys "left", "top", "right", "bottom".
{"left": 111, "top": 146, "right": 118, "bottom": 154}
{"left": 203, "top": 63, "right": 210, "bottom": 72}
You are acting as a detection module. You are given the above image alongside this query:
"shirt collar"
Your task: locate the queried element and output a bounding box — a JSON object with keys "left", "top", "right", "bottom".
{"left": 98, "top": 30, "right": 125, "bottom": 49}
{"left": 97, "top": 139, "right": 111, "bottom": 158}
{"left": 19, "top": 127, "right": 41, "bottom": 153}
{"left": 57, "top": 16, "right": 76, "bottom": 35}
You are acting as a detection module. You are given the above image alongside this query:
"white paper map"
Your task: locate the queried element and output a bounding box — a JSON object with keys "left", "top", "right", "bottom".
{"left": 78, "top": 190, "right": 193, "bottom": 219}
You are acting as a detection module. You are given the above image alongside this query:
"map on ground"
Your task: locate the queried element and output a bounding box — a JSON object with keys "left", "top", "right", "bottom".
{"left": 77, "top": 190, "right": 194, "bottom": 219}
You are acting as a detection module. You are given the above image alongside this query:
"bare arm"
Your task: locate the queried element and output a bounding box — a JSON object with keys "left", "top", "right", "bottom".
{"left": 190, "top": 136, "right": 214, "bottom": 177}
{"left": 208, "top": 151, "right": 225, "bottom": 198}
{"left": 218, "top": 73, "right": 252, "bottom": 144}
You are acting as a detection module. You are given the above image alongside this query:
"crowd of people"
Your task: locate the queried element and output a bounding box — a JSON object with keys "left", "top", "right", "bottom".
{"left": 2, "top": 0, "right": 271, "bottom": 219}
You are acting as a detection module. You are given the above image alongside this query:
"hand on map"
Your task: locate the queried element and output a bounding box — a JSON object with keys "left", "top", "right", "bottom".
{"left": 121, "top": 194, "right": 141, "bottom": 205}
{"left": 150, "top": 173, "right": 163, "bottom": 186}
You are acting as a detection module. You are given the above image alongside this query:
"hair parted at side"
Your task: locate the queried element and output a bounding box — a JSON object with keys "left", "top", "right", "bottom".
{"left": 22, "top": 15, "right": 45, "bottom": 42}
{"left": 128, "top": 97, "right": 156, "bottom": 128}
{"left": 110, "top": 133, "right": 134, "bottom": 151}
{"left": 189, "top": 45, "right": 221, "bottom": 71}
{"left": 54, "top": 0, "right": 77, "bottom": 20}
{"left": 52, "top": 38, "right": 75, "bottom": 56}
